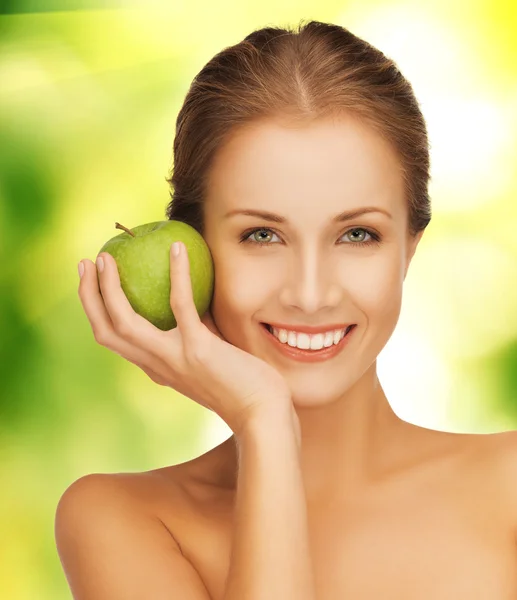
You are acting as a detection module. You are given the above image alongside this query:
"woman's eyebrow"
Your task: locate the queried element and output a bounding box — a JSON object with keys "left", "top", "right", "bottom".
{"left": 224, "top": 206, "right": 393, "bottom": 223}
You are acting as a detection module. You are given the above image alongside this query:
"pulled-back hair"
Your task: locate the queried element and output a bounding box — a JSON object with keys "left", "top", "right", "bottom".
{"left": 165, "top": 19, "right": 431, "bottom": 238}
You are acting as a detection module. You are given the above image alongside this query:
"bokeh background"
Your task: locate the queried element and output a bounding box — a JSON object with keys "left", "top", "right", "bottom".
{"left": 0, "top": 0, "right": 516, "bottom": 597}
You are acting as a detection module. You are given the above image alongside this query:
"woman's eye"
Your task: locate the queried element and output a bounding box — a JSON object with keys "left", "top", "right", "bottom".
{"left": 238, "top": 227, "right": 381, "bottom": 248}
{"left": 242, "top": 229, "right": 280, "bottom": 244}
{"left": 345, "top": 228, "right": 371, "bottom": 243}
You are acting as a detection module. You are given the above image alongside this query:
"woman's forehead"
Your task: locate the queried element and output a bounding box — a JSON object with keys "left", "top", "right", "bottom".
{"left": 205, "top": 118, "right": 406, "bottom": 226}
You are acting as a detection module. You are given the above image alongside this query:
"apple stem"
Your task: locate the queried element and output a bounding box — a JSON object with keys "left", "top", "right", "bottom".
{"left": 115, "top": 222, "right": 136, "bottom": 238}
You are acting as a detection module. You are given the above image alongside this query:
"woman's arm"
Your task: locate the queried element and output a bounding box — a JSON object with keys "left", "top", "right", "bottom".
{"left": 224, "top": 402, "right": 316, "bottom": 600}
{"left": 54, "top": 402, "right": 315, "bottom": 600}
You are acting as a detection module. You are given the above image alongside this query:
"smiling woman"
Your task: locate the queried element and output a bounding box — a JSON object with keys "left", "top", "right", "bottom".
{"left": 56, "top": 17, "right": 517, "bottom": 600}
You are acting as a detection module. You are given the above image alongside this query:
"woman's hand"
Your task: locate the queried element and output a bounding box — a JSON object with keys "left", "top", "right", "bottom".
{"left": 77, "top": 242, "right": 293, "bottom": 436}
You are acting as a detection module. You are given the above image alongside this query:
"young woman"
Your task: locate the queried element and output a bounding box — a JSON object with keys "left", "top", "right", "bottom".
{"left": 56, "top": 19, "right": 517, "bottom": 599}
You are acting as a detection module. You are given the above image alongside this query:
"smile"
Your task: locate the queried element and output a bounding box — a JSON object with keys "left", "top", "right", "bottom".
{"left": 260, "top": 323, "right": 356, "bottom": 363}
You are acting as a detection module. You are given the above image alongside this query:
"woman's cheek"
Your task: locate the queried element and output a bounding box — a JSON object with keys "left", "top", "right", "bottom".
{"left": 348, "top": 260, "right": 403, "bottom": 317}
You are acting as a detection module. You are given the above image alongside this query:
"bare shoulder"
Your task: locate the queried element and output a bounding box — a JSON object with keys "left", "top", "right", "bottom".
{"left": 54, "top": 469, "right": 214, "bottom": 599}
{"left": 55, "top": 450, "right": 231, "bottom": 542}
{"left": 56, "top": 463, "right": 202, "bottom": 537}
{"left": 56, "top": 467, "right": 186, "bottom": 514}
{"left": 54, "top": 469, "right": 187, "bottom": 550}
{"left": 445, "top": 429, "right": 517, "bottom": 535}
{"left": 479, "top": 430, "right": 517, "bottom": 515}
{"left": 463, "top": 429, "right": 517, "bottom": 474}
{"left": 399, "top": 424, "right": 516, "bottom": 493}
{"left": 437, "top": 427, "right": 517, "bottom": 473}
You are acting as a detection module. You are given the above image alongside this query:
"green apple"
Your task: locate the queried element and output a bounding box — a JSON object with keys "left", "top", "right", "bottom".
{"left": 98, "top": 220, "right": 214, "bottom": 331}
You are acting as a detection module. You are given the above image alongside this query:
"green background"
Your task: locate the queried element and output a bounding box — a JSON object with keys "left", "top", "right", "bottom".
{"left": 1, "top": 0, "right": 516, "bottom": 597}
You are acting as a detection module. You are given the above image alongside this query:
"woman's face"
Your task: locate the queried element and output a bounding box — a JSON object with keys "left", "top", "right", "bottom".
{"left": 202, "top": 115, "right": 423, "bottom": 406}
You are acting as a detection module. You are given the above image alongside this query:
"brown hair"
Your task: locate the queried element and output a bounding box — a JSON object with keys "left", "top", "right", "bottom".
{"left": 165, "top": 19, "right": 431, "bottom": 238}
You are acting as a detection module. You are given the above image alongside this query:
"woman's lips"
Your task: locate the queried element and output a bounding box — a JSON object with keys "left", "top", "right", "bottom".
{"left": 263, "top": 323, "right": 354, "bottom": 336}
{"left": 260, "top": 323, "right": 356, "bottom": 363}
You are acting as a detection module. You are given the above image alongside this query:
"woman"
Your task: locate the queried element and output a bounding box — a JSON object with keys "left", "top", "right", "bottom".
{"left": 56, "top": 19, "right": 517, "bottom": 599}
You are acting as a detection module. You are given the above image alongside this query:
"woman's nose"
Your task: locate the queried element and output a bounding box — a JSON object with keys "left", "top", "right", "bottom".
{"left": 278, "top": 252, "right": 343, "bottom": 315}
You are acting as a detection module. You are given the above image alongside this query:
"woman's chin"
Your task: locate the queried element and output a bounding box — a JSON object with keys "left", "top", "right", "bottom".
{"left": 287, "top": 383, "right": 348, "bottom": 408}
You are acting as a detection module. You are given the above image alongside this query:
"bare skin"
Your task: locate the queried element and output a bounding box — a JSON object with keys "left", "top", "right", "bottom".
{"left": 112, "top": 424, "right": 517, "bottom": 600}
{"left": 67, "top": 115, "right": 517, "bottom": 597}
{"left": 158, "top": 115, "right": 516, "bottom": 596}
{"left": 199, "top": 114, "right": 427, "bottom": 505}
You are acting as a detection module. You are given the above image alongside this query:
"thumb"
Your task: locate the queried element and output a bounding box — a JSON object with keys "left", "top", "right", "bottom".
{"left": 169, "top": 241, "right": 201, "bottom": 342}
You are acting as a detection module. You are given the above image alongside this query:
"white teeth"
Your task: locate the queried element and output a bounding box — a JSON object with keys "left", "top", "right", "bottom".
{"left": 310, "top": 333, "right": 326, "bottom": 350}
{"left": 270, "top": 326, "right": 348, "bottom": 350}
{"left": 290, "top": 332, "right": 310, "bottom": 349}
{"left": 323, "top": 331, "right": 335, "bottom": 348}
{"left": 287, "top": 331, "right": 299, "bottom": 347}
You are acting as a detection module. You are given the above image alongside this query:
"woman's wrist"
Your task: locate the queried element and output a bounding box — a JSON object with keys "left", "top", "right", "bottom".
{"left": 236, "top": 397, "right": 300, "bottom": 448}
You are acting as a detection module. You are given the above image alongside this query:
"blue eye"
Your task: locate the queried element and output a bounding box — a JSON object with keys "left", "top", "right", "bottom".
{"left": 238, "top": 227, "right": 381, "bottom": 248}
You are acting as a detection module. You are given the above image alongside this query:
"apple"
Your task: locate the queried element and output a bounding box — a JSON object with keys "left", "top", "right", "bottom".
{"left": 97, "top": 220, "right": 215, "bottom": 331}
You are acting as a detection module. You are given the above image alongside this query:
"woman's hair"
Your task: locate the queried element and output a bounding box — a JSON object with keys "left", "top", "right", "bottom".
{"left": 165, "top": 19, "right": 431, "bottom": 238}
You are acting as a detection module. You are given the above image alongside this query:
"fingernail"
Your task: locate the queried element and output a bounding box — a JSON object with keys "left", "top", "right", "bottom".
{"left": 78, "top": 261, "right": 85, "bottom": 278}
{"left": 172, "top": 242, "right": 181, "bottom": 258}
{"left": 96, "top": 255, "right": 104, "bottom": 272}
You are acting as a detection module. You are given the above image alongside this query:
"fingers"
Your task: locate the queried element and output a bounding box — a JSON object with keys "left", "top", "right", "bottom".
{"left": 78, "top": 258, "right": 116, "bottom": 345}
{"left": 169, "top": 242, "right": 206, "bottom": 353}
{"left": 94, "top": 252, "right": 169, "bottom": 355}
{"left": 79, "top": 243, "right": 206, "bottom": 377}
{"left": 78, "top": 256, "right": 171, "bottom": 366}
{"left": 94, "top": 253, "right": 144, "bottom": 339}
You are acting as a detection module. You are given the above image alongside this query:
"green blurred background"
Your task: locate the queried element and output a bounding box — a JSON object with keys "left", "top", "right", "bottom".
{"left": 0, "top": 0, "right": 516, "bottom": 597}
